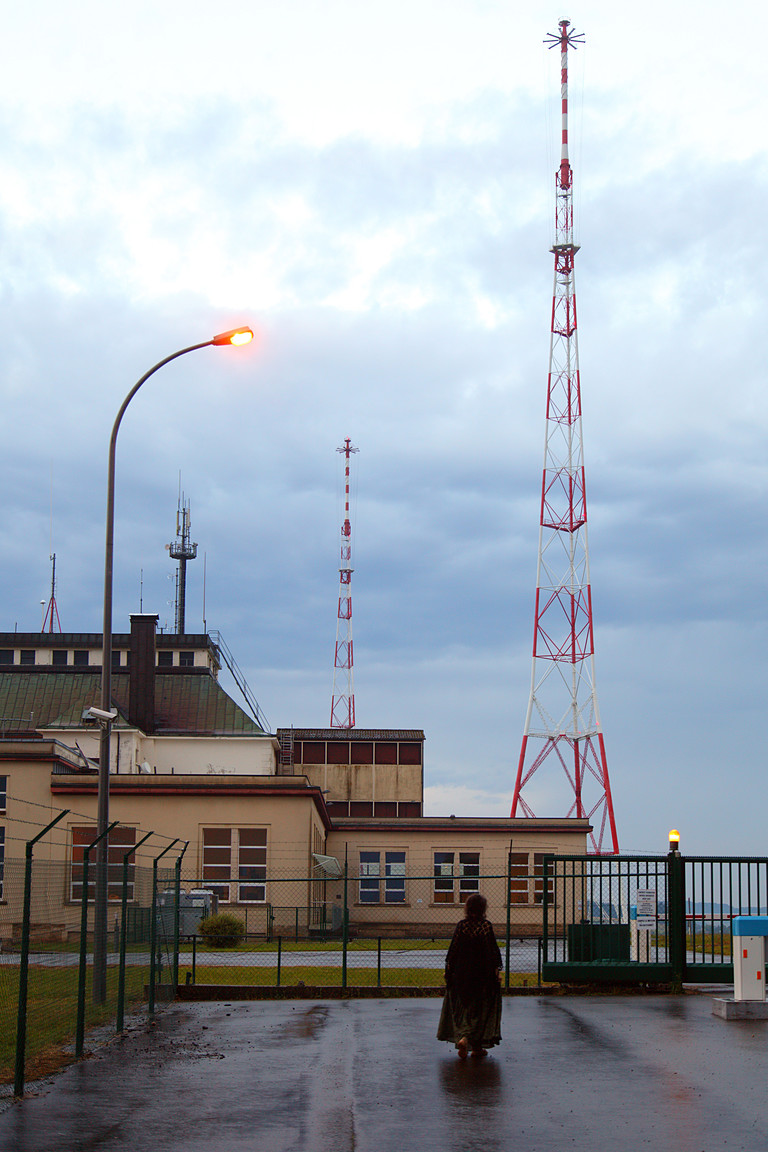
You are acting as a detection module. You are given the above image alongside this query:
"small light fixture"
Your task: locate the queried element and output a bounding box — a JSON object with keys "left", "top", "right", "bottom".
{"left": 669, "top": 828, "right": 680, "bottom": 854}
{"left": 212, "top": 326, "right": 254, "bottom": 346}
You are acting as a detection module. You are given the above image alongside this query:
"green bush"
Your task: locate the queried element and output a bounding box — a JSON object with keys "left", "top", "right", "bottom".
{"left": 198, "top": 912, "right": 246, "bottom": 948}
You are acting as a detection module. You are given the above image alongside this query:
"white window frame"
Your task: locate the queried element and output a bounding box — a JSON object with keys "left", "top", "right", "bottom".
{"left": 201, "top": 827, "right": 267, "bottom": 904}
{"left": 359, "top": 850, "right": 407, "bottom": 904}
{"left": 433, "top": 850, "right": 480, "bottom": 904}
{"left": 70, "top": 825, "right": 137, "bottom": 903}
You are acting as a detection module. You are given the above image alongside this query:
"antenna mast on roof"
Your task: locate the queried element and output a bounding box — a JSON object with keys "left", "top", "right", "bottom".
{"left": 511, "top": 21, "right": 619, "bottom": 854}
{"left": 166, "top": 486, "right": 198, "bottom": 635}
{"left": 330, "top": 438, "right": 359, "bottom": 728}
{"left": 41, "top": 553, "right": 62, "bottom": 633}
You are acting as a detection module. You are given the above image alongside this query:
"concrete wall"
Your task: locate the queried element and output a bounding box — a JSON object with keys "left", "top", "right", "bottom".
{"left": 39, "top": 729, "right": 276, "bottom": 777}
{"left": 303, "top": 761, "right": 422, "bottom": 803}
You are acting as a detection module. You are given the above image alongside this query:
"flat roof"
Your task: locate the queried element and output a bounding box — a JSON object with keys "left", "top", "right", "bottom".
{"left": 279, "top": 729, "right": 425, "bottom": 740}
{"left": 330, "top": 816, "right": 592, "bottom": 834}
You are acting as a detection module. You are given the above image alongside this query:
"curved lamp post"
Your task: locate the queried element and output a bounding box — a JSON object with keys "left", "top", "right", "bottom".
{"left": 93, "top": 326, "right": 253, "bottom": 1002}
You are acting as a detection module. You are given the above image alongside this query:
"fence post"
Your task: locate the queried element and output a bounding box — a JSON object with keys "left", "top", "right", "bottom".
{"left": 173, "top": 844, "right": 189, "bottom": 992}
{"left": 117, "top": 830, "right": 153, "bottom": 1032}
{"left": 377, "top": 937, "right": 382, "bottom": 989}
{"left": 542, "top": 856, "right": 551, "bottom": 971}
{"left": 668, "top": 843, "right": 686, "bottom": 991}
{"left": 277, "top": 936, "right": 282, "bottom": 987}
{"left": 76, "top": 822, "right": 118, "bottom": 1058}
{"left": 505, "top": 847, "right": 512, "bottom": 989}
{"left": 13, "top": 810, "right": 69, "bottom": 1099}
{"left": 342, "top": 857, "right": 349, "bottom": 991}
{"left": 149, "top": 841, "right": 178, "bottom": 1015}
{"left": 192, "top": 934, "right": 197, "bottom": 984}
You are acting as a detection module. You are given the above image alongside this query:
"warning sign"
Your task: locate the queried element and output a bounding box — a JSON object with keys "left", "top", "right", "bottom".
{"left": 636, "top": 889, "right": 657, "bottom": 931}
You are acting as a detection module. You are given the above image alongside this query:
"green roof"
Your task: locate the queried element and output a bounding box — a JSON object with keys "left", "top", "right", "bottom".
{"left": 0, "top": 671, "right": 265, "bottom": 737}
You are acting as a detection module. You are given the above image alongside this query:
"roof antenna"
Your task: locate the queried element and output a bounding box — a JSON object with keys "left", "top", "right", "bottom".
{"left": 166, "top": 478, "right": 198, "bottom": 635}
{"left": 41, "top": 553, "right": 62, "bottom": 633}
{"left": 42, "top": 467, "right": 62, "bottom": 632}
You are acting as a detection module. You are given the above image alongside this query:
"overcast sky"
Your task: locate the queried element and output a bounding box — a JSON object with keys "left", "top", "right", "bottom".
{"left": 1, "top": 0, "right": 766, "bottom": 855}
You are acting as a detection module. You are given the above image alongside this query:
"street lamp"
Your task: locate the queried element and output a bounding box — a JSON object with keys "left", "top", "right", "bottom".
{"left": 92, "top": 326, "right": 253, "bottom": 1002}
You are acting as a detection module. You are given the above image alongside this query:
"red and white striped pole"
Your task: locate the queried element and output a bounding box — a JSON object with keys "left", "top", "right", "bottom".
{"left": 331, "top": 438, "right": 359, "bottom": 728}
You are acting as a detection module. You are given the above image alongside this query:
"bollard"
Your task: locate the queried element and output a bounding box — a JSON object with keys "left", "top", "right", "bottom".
{"left": 732, "top": 917, "right": 768, "bottom": 1002}
{"left": 713, "top": 916, "right": 768, "bottom": 1020}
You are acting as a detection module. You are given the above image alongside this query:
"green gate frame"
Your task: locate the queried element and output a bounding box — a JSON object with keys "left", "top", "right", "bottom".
{"left": 541, "top": 852, "right": 768, "bottom": 986}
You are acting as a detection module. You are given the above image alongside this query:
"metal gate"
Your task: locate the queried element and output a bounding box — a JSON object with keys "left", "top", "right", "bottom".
{"left": 542, "top": 854, "right": 768, "bottom": 984}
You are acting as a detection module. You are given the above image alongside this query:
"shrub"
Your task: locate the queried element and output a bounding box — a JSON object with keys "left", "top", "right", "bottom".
{"left": 198, "top": 912, "right": 246, "bottom": 948}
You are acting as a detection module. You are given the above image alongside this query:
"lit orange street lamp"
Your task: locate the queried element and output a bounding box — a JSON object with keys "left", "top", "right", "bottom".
{"left": 92, "top": 326, "right": 253, "bottom": 1001}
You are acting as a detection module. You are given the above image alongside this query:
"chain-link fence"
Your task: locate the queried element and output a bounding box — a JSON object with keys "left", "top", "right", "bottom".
{"left": 1, "top": 803, "right": 184, "bottom": 1097}
{"left": 175, "top": 865, "right": 547, "bottom": 992}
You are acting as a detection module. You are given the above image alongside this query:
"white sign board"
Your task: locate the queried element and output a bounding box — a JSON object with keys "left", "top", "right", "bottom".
{"left": 636, "top": 888, "right": 657, "bottom": 931}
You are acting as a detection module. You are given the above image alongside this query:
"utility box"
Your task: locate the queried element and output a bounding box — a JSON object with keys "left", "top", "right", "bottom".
{"left": 188, "top": 889, "right": 218, "bottom": 923}
{"left": 731, "top": 916, "right": 768, "bottom": 1002}
{"left": 156, "top": 888, "right": 219, "bottom": 938}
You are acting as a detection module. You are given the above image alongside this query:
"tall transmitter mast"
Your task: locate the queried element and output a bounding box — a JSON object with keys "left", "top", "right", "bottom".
{"left": 512, "top": 21, "right": 618, "bottom": 854}
{"left": 330, "top": 438, "right": 358, "bottom": 728}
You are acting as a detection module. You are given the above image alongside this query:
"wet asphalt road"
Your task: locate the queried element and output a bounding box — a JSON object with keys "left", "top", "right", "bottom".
{"left": 1, "top": 994, "right": 766, "bottom": 1152}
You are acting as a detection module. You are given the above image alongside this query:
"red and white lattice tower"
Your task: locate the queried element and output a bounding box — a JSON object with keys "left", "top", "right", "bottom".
{"left": 511, "top": 21, "right": 619, "bottom": 854}
{"left": 330, "top": 438, "right": 359, "bottom": 728}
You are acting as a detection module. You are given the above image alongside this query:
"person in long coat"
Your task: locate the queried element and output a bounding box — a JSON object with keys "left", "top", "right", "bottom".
{"left": 437, "top": 892, "right": 503, "bottom": 1058}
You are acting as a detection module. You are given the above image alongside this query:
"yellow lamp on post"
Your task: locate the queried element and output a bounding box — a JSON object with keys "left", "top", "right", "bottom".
{"left": 212, "top": 326, "right": 254, "bottom": 346}
{"left": 669, "top": 829, "right": 681, "bottom": 856}
{"left": 92, "top": 323, "right": 254, "bottom": 1004}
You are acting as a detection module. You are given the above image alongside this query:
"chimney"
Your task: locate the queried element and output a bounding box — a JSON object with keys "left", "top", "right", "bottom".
{"left": 129, "top": 614, "right": 158, "bottom": 733}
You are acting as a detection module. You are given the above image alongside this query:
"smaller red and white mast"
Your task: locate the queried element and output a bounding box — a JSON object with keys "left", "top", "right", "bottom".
{"left": 330, "top": 438, "right": 359, "bottom": 728}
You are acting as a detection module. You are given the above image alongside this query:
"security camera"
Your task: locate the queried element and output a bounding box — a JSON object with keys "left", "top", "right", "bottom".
{"left": 81, "top": 706, "right": 118, "bottom": 723}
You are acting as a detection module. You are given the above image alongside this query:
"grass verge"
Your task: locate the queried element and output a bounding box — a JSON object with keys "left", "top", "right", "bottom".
{"left": 0, "top": 964, "right": 155, "bottom": 1086}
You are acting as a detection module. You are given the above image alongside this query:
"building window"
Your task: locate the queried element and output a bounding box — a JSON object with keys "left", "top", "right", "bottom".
{"left": 301, "top": 742, "right": 325, "bottom": 764}
{"left": 359, "top": 851, "right": 406, "bottom": 904}
{"left": 509, "top": 853, "right": 530, "bottom": 904}
{"left": 237, "top": 829, "right": 267, "bottom": 902}
{"left": 179, "top": 651, "right": 194, "bottom": 668}
{"left": 19, "top": 650, "right": 35, "bottom": 665}
{"left": 0, "top": 775, "right": 6, "bottom": 813}
{"left": 111, "top": 651, "right": 122, "bottom": 670}
{"left": 52, "top": 649, "right": 68, "bottom": 667}
{"left": 533, "top": 853, "right": 554, "bottom": 905}
{"left": 0, "top": 650, "right": 13, "bottom": 665}
{"left": 73, "top": 651, "right": 89, "bottom": 667}
{"left": 157, "top": 651, "right": 173, "bottom": 668}
{"left": 71, "top": 826, "right": 137, "bottom": 902}
{"left": 201, "top": 828, "right": 267, "bottom": 903}
{"left": 433, "top": 851, "right": 480, "bottom": 904}
{"left": 509, "top": 852, "right": 555, "bottom": 905}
